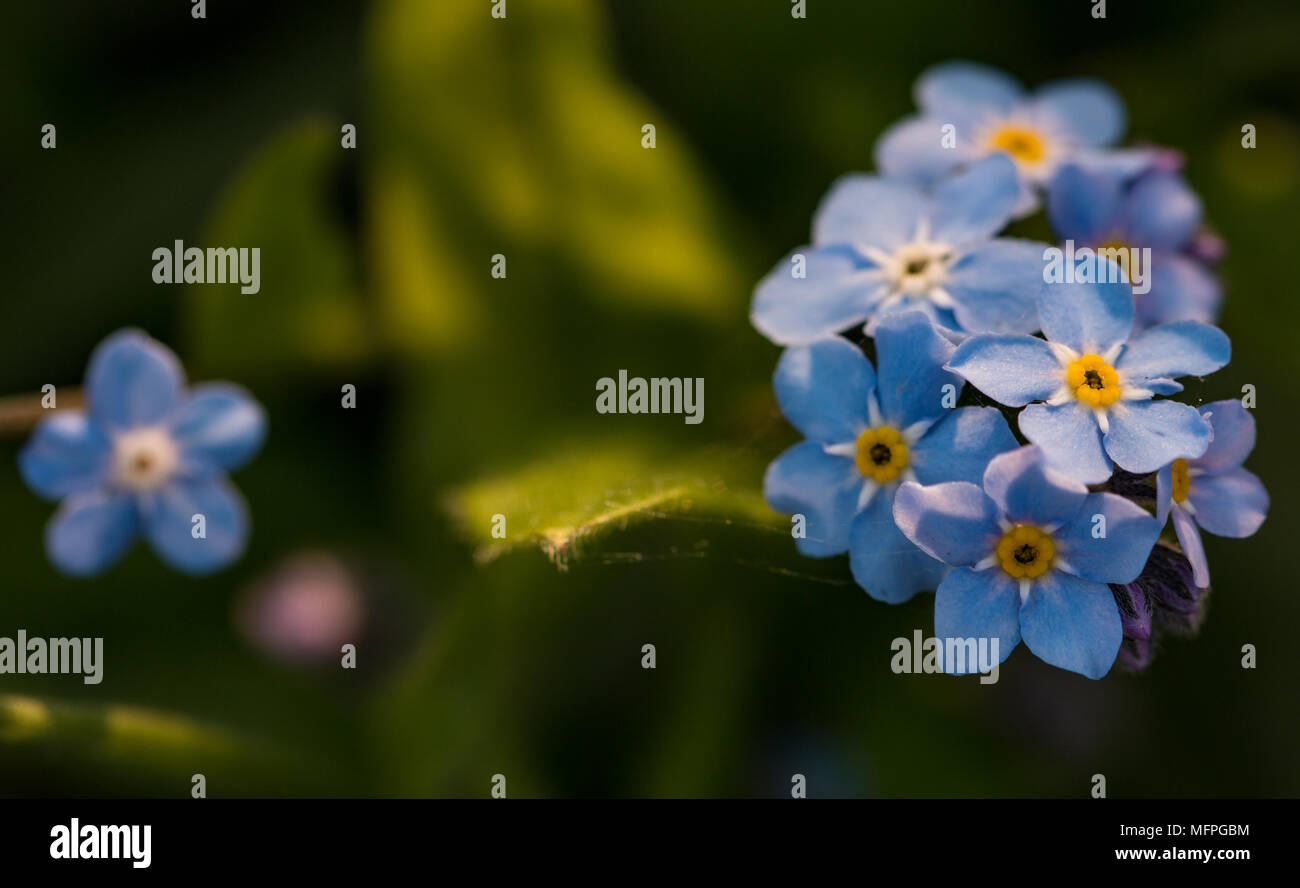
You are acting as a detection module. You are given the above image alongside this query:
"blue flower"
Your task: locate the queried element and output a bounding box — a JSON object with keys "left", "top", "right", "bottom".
{"left": 19, "top": 329, "right": 267, "bottom": 577}
{"left": 763, "top": 312, "right": 1018, "bottom": 602}
{"left": 947, "top": 272, "right": 1230, "bottom": 484}
{"left": 875, "top": 61, "right": 1152, "bottom": 215}
{"left": 1155, "top": 399, "right": 1268, "bottom": 588}
{"left": 753, "top": 154, "right": 1048, "bottom": 345}
{"left": 893, "top": 445, "right": 1161, "bottom": 678}
{"left": 1047, "top": 162, "right": 1221, "bottom": 330}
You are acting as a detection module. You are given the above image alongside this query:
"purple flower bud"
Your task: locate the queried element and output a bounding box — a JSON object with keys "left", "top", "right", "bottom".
{"left": 1116, "top": 636, "right": 1154, "bottom": 671}
{"left": 1111, "top": 542, "right": 1207, "bottom": 670}
{"left": 237, "top": 553, "right": 364, "bottom": 666}
{"left": 1187, "top": 229, "right": 1227, "bottom": 265}
{"left": 1111, "top": 579, "right": 1153, "bottom": 642}
{"left": 1143, "top": 542, "right": 1203, "bottom": 616}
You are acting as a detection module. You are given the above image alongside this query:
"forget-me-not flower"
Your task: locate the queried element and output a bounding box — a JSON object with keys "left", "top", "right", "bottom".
{"left": 753, "top": 154, "right": 1048, "bottom": 345}
{"left": 763, "top": 311, "right": 1018, "bottom": 602}
{"left": 893, "top": 445, "right": 1161, "bottom": 678}
{"left": 875, "top": 61, "right": 1151, "bottom": 215}
{"left": 19, "top": 329, "right": 267, "bottom": 576}
{"left": 1155, "top": 399, "right": 1268, "bottom": 588}
{"left": 1047, "top": 162, "right": 1221, "bottom": 330}
{"left": 946, "top": 271, "right": 1230, "bottom": 484}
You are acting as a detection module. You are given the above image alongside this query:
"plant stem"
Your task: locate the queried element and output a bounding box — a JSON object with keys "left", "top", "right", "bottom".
{"left": 0, "top": 388, "right": 83, "bottom": 435}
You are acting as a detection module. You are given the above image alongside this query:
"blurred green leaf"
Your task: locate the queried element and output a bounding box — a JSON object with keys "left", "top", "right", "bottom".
{"left": 186, "top": 117, "right": 369, "bottom": 380}
{"left": 0, "top": 693, "right": 324, "bottom": 796}
{"left": 445, "top": 438, "right": 799, "bottom": 570}
{"left": 366, "top": 0, "right": 746, "bottom": 359}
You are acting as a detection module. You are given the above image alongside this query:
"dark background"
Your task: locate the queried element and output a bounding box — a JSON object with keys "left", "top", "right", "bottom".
{"left": 0, "top": 0, "right": 1295, "bottom": 797}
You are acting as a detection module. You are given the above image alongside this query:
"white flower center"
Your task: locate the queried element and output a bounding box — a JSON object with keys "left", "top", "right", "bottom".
{"left": 112, "top": 427, "right": 179, "bottom": 492}
{"left": 860, "top": 220, "right": 956, "bottom": 309}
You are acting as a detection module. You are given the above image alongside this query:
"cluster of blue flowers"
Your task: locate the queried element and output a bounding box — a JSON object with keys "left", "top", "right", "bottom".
{"left": 755, "top": 62, "right": 1267, "bottom": 678}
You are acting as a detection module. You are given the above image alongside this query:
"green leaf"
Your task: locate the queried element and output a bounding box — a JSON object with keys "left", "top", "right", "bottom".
{"left": 185, "top": 117, "right": 368, "bottom": 380}
{"left": 0, "top": 693, "right": 325, "bottom": 796}
{"left": 366, "top": 0, "right": 746, "bottom": 360}
{"left": 445, "top": 438, "right": 837, "bottom": 575}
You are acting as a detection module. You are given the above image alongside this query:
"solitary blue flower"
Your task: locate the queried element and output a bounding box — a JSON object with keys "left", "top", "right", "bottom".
{"left": 875, "top": 61, "right": 1152, "bottom": 215}
{"left": 1047, "top": 162, "right": 1221, "bottom": 330}
{"left": 947, "top": 272, "right": 1230, "bottom": 483}
{"left": 1155, "top": 399, "right": 1268, "bottom": 588}
{"left": 19, "top": 329, "right": 266, "bottom": 576}
{"left": 893, "top": 445, "right": 1161, "bottom": 678}
{"left": 764, "top": 311, "right": 1018, "bottom": 602}
{"left": 753, "top": 154, "right": 1048, "bottom": 345}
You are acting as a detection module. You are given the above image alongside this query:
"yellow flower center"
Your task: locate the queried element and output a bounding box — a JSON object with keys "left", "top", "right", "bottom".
{"left": 996, "top": 525, "right": 1056, "bottom": 579}
{"left": 1171, "top": 458, "right": 1191, "bottom": 503}
{"left": 1065, "top": 353, "right": 1122, "bottom": 408}
{"left": 988, "top": 126, "right": 1046, "bottom": 164}
{"left": 855, "top": 426, "right": 908, "bottom": 482}
{"left": 1096, "top": 239, "right": 1133, "bottom": 279}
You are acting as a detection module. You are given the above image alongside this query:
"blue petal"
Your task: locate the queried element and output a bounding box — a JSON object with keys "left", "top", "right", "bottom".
{"left": 1186, "top": 467, "right": 1268, "bottom": 539}
{"left": 45, "top": 490, "right": 138, "bottom": 577}
{"left": 813, "top": 175, "right": 927, "bottom": 251}
{"left": 981, "top": 444, "right": 1088, "bottom": 526}
{"left": 1123, "top": 172, "right": 1202, "bottom": 250}
{"left": 929, "top": 154, "right": 1020, "bottom": 246}
{"left": 1155, "top": 462, "right": 1174, "bottom": 525}
{"left": 1196, "top": 399, "right": 1255, "bottom": 473}
{"left": 86, "top": 329, "right": 186, "bottom": 432}
{"left": 1171, "top": 506, "right": 1210, "bottom": 588}
{"left": 933, "top": 567, "right": 1020, "bottom": 673}
{"left": 171, "top": 383, "right": 267, "bottom": 476}
{"left": 849, "top": 489, "right": 948, "bottom": 603}
{"left": 873, "top": 115, "right": 970, "bottom": 185}
{"left": 1071, "top": 147, "right": 1161, "bottom": 181}
{"left": 1018, "top": 402, "right": 1112, "bottom": 484}
{"left": 1019, "top": 570, "right": 1122, "bottom": 679}
{"left": 873, "top": 311, "right": 959, "bottom": 428}
{"left": 1055, "top": 492, "right": 1160, "bottom": 584}
{"left": 18, "top": 411, "right": 111, "bottom": 501}
{"left": 1104, "top": 399, "right": 1211, "bottom": 474}
{"left": 916, "top": 61, "right": 1023, "bottom": 117}
{"left": 1116, "top": 321, "right": 1230, "bottom": 382}
{"left": 752, "top": 245, "right": 881, "bottom": 346}
{"left": 892, "top": 480, "right": 1001, "bottom": 567}
{"left": 773, "top": 338, "right": 874, "bottom": 443}
{"left": 1145, "top": 378, "right": 1185, "bottom": 396}
{"left": 945, "top": 239, "right": 1048, "bottom": 334}
{"left": 1031, "top": 79, "right": 1126, "bottom": 147}
{"left": 139, "top": 476, "right": 250, "bottom": 575}
{"left": 911, "top": 407, "right": 1019, "bottom": 486}
{"left": 1037, "top": 276, "right": 1133, "bottom": 355}
{"left": 868, "top": 298, "right": 958, "bottom": 335}
{"left": 764, "top": 442, "right": 864, "bottom": 557}
{"left": 1046, "top": 163, "right": 1123, "bottom": 243}
{"left": 947, "top": 334, "right": 1063, "bottom": 406}
{"left": 1138, "top": 253, "right": 1221, "bottom": 330}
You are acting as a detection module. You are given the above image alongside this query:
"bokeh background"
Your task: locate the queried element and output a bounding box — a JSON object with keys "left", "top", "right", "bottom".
{"left": 0, "top": 0, "right": 1296, "bottom": 797}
